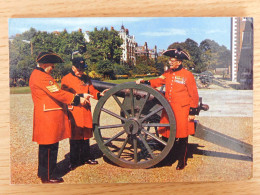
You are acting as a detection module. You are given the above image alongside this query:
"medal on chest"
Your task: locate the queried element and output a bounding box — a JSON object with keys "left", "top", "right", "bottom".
{"left": 171, "top": 75, "right": 186, "bottom": 84}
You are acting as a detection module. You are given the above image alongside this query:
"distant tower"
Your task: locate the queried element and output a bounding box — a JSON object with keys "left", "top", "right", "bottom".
{"left": 231, "top": 17, "right": 253, "bottom": 88}
{"left": 83, "top": 31, "right": 90, "bottom": 43}
{"left": 149, "top": 45, "right": 158, "bottom": 60}
{"left": 119, "top": 25, "right": 137, "bottom": 66}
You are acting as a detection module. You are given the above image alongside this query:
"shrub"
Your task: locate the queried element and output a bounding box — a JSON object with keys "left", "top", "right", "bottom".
{"left": 116, "top": 75, "right": 128, "bottom": 79}
{"left": 113, "top": 63, "right": 129, "bottom": 75}
{"left": 88, "top": 70, "right": 102, "bottom": 80}
{"left": 96, "top": 60, "right": 115, "bottom": 79}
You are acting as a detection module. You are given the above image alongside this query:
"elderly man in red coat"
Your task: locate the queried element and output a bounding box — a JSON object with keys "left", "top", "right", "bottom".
{"left": 61, "top": 57, "right": 108, "bottom": 170}
{"left": 29, "top": 51, "right": 88, "bottom": 183}
{"left": 136, "top": 48, "right": 199, "bottom": 170}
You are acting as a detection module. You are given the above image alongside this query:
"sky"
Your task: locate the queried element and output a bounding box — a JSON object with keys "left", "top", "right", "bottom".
{"left": 9, "top": 17, "right": 231, "bottom": 51}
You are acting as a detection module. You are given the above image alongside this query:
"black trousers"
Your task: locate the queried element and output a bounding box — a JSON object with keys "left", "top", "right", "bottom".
{"left": 38, "top": 142, "right": 59, "bottom": 180}
{"left": 175, "top": 137, "right": 188, "bottom": 165}
{"left": 161, "top": 137, "right": 188, "bottom": 165}
{"left": 69, "top": 139, "right": 90, "bottom": 165}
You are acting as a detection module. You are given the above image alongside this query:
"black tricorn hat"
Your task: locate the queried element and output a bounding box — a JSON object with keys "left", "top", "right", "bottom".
{"left": 162, "top": 48, "right": 190, "bottom": 61}
{"left": 36, "top": 51, "right": 64, "bottom": 63}
{"left": 72, "top": 57, "right": 87, "bottom": 70}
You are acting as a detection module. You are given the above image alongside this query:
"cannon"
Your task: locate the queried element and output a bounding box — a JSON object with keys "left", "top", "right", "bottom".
{"left": 91, "top": 80, "right": 252, "bottom": 169}
{"left": 92, "top": 80, "right": 205, "bottom": 168}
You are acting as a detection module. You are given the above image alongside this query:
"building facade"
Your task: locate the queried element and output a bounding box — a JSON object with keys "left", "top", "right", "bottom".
{"left": 119, "top": 25, "right": 137, "bottom": 66}
{"left": 119, "top": 25, "right": 158, "bottom": 66}
{"left": 135, "top": 42, "right": 149, "bottom": 58}
{"left": 231, "top": 17, "right": 253, "bottom": 88}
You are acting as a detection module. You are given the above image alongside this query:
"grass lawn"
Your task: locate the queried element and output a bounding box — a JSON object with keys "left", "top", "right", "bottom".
{"left": 10, "top": 86, "right": 31, "bottom": 94}
{"left": 10, "top": 77, "right": 158, "bottom": 94}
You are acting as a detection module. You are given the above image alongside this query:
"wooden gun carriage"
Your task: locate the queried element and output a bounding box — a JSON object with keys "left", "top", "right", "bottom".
{"left": 91, "top": 80, "right": 252, "bottom": 169}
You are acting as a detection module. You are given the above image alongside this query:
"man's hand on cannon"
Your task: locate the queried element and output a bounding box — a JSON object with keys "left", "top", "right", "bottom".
{"left": 136, "top": 79, "right": 145, "bottom": 84}
{"left": 188, "top": 115, "right": 195, "bottom": 122}
{"left": 100, "top": 89, "right": 109, "bottom": 96}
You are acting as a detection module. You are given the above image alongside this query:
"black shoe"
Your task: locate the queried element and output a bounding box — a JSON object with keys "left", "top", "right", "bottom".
{"left": 176, "top": 162, "right": 187, "bottom": 170}
{"left": 41, "top": 177, "right": 64, "bottom": 184}
{"left": 84, "top": 159, "right": 98, "bottom": 165}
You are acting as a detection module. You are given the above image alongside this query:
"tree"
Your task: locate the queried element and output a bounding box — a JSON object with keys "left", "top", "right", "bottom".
{"left": 17, "top": 56, "right": 35, "bottom": 82}
{"left": 199, "top": 39, "right": 231, "bottom": 72}
{"left": 166, "top": 38, "right": 231, "bottom": 73}
{"left": 9, "top": 37, "right": 35, "bottom": 86}
{"left": 10, "top": 28, "right": 88, "bottom": 86}
{"left": 16, "top": 27, "right": 37, "bottom": 41}
{"left": 96, "top": 60, "right": 115, "bottom": 79}
{"left": 167, "top": 42, "right": 186, "bottom": 50}
{"left": 31, "top": 30, "right": 85, "bottom": 79}
{"left": 184, "top": 39, "right": 203, "bottom": 70}
{"left": 217, "top": 45, "right": 232, "bottom": 68}
{"left": 85, "top": 28, "right": 123, "bottom": 78}
{"left": 135, "top": 56, "right": 158, "bottom": 75}
{"left": 86, "top": 28, "right": 123, "bottom": 65}
{"left": 200, "top": 39, "right": 219, "bottom": 53}
{"left": 156, "top": 55, "right": 168, "bottom": 74}
{"left": 113, "top": 63, "right": 129, "bottom": 75}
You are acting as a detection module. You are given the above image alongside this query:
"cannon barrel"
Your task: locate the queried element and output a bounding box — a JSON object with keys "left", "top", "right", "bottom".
{"left": 92, "top": 79, "right": 156, "bottom": 100}
{"left": 91, "top": 79, "right": 208, "bottom": 114}
{"left": 91, "top": 80, "right": 131, "bottom": 97}
{"left": 91, "top": 80, "right": 117, "bottom": 91}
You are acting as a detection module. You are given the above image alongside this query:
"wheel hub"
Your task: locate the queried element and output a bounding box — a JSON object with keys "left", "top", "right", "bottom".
{"left": 124, "top": 119, "right": 140, "bottom": 135}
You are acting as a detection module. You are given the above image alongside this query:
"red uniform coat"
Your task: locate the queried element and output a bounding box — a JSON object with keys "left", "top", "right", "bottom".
{"left": 61, "top": 73, "right": 100, "bottom": 140}
{"left": 149, "top": 67, "right": 199, "bottom": 138}
{"left": 29, "top": 68, "right": 74, "bottom": 145}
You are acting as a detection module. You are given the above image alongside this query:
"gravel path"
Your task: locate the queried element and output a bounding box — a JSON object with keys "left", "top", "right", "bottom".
{"left": 10, "top": 93, "right": 252, "bottom": 184}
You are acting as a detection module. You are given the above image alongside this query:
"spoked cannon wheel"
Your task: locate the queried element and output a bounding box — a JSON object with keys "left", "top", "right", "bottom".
{"left": 93, "top": 82, "right": 176, "bottom": 169}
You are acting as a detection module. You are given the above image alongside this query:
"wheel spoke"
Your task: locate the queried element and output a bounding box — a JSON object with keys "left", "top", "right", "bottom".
{"left": 101, "top": 108, "right": 127, "bottom": 121}
{"left": 98, "top": 124, "right": 125, "bottom": 129}
{"left": 112, "top": 95, "right": 130, "bottom": 118}
{"left": 104, "top": 130, "right": 125, "bottom": 145}
{"left": 142, "top": 123, "right": 170, "bottom": 127}
{"left": 139, "top": 134, "right": 155, "bottom": 158}
{"left": 141, "top": 128, "right": 167, "bottom": 146}
{"left": 140, "top": 106, "right": 164, "bottom": 123}
{"left": 117, "top": 136, "right": 129, "bottom": 158}
{"left": 155, "top": 127, "right": 159, "bottom": 137}
{"left": 130, "top": 88, "right": 135, "bottom": 117}
{"left": 133, "top": 136, "right": 138, "bottom": 163}
{"left": 144, "top": 126, "right": 150, "bottom": 140}
{"left": 137, "top": 93, "right": 150, "bottom": 118}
